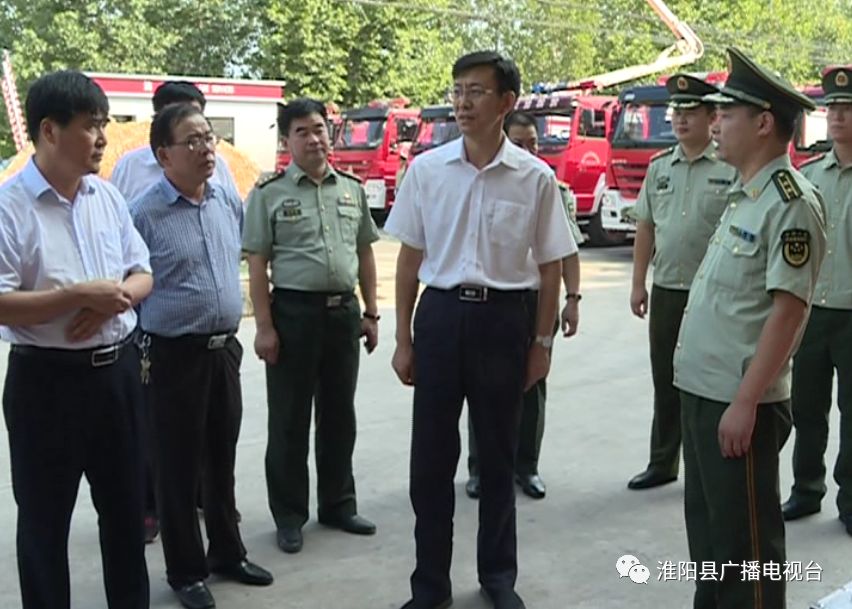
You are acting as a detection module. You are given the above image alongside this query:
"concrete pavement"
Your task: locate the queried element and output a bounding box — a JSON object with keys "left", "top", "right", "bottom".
{"left": 0, "top": 240, "right": 848, "bottom": 609}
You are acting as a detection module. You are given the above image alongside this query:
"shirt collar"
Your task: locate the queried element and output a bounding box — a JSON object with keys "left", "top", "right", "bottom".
{"left": 286, "top": 162, "right": 336, "bottom": 185}
{"left": 825, "top": 149, "right": 841, "bottom": 169}
{"left": 158, "top": 174, "right": 214, "bottom": 205}
{"left": 670, "top": 141, "right": 718, "bottom": 166}
{"left": 733, "top": 154, "right": 792, "bottom": 201}
{"left": 21, "top": 156, "right": 95, "bottom": 202}
{"left": 445, "top": 136, "right": 520, "bottom": 171}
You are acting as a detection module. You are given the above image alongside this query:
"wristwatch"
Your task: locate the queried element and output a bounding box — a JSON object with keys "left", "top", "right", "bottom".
{"left": 534, "top": 335, "right": 553, "bottom": 349}
{"left": 565, "top": 293, "right": 582, "bottom": 301}
{"left": 363, "top": 312, "right": 381, "bottom": 321}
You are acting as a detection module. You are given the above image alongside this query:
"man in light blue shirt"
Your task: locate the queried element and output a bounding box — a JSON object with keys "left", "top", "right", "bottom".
{"left": 112, "top": 81, "right": 240, "bottom": 203}
{"left": 130, "top": 102, "right": 272, "bottom": 609}
{"left": 0, "top": 70, "right": 152, "bottom": 609}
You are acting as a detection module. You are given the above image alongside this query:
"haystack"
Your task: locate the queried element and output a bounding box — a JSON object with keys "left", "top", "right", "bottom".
{"left": 0, "top": 121, "right": 261, "bottom": 199}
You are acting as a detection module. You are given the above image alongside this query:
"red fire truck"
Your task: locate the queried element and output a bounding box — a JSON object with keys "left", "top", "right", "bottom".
{"left": 333, "top": 102, "right": 420, "bottom": 219}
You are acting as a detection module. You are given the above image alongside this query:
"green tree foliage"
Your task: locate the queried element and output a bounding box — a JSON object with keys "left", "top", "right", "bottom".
{"left": 0, "top": 0, "right": 850, "bottom": 156}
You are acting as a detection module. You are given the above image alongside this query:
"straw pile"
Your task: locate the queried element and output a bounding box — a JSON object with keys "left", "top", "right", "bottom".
{"left": 0, "top": 121, "right": 261, "bottom": 199}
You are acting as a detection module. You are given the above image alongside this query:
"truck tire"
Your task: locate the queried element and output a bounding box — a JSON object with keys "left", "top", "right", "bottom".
{"left": 586, "top": 207, "right": 628, "bottom": 247}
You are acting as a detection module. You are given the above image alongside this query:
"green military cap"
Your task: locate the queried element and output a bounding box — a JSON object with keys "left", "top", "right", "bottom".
{"left": 704, "top": 47, "right": 817, "bottom": 118}
{"left": 822, "top": 65, "right": 852, "bottom": 104}
{"left": 666, "top": 74, "right": 719, "bottom": 108}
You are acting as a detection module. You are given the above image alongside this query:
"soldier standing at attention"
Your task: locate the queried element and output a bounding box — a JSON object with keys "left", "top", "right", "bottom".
{"left": 627, "top": 74, "right": 737, "bottom": 490}
{"left": 674, "top": 47, "right": 826, "bottom": 609}
{"left": 243, "top": 98, "right": 380, "bottom": 555}
{"left": 783, "top": 65, "right": 852, "bottom": 537}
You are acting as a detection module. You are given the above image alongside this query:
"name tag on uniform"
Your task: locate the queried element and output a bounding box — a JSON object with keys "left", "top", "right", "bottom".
{"left": 655, "top": 176, "right": 672, "bottom": 193}
{"left": 276, "top": 199, "right": 303, "bottom": 220}
{"left": 708, "top": 178, "right": 733, "bottom": 186}
{"left": 729, "top": 224, "right": 757, "bottom": 243}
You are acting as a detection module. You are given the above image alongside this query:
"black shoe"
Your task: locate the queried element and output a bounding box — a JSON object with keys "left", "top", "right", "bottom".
{"left": 144, "top": 514, "right": 160, "bottom": 544}
{"left": 781, "top": 497, "right": 821, "bottom": 521}
{"left": 211, "top": 559, "right": 273, "bottom": 586}
{"left": 627, "top": 469, "right": 677, "bottom": 490}
{"left": 515, "top": 474, "right": 546, "bottom": 499}
{"left": 480, "top": 586, "right": 526, "bottom": 609}
{"left": 399, "top": 596, "right": 453, "bottom": 609}
{"left": 174, "top": 581, "right": 215, "bottom": 609}
{"left": 276, "top": 527, "right": 303, "bottom": 553}
{"left": 318, "top": 513, "right": 376, "bottom": 535}
{"left": 839, "top": 514, "right": 852, "bottom": 536}
{"left": 465, "top": 476, "right": 480, "bottom": 499}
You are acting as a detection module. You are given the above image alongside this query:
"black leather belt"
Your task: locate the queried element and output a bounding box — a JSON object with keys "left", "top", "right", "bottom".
{"left": 10, "top": 334, "right": 135, "bottom": 368}
{"left": 428, "top": 285, "right": 532, "bottom": 303}
{"left": 273, "top": 288, "right": 355, "bottom": 308}
{"left": 146, "top": 331, "right": 236, "bottom": 350}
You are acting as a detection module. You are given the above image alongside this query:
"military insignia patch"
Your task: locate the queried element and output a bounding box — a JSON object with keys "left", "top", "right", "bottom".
{"left": 276, "top": 200, "right": 303, "bottom": 219}
{"left": 256, "top": 171, "right": 285, "bottom": 188}
{"left": 677, "top": 76, "right": 689, "bottom": 91}
{"left": 338, "top": 192, "right": 356, "bottom": 206}
{"left": 656, "top": 176, "right": 671, "bottom": 191}
{"left": 772, "top": 170, "right": 803, "bottom": 202}
{"left": 837, "top": 71, "right": 849, "bottom": 87}
{"left": 781, "top": 229, "right": 810, "bottom": 267}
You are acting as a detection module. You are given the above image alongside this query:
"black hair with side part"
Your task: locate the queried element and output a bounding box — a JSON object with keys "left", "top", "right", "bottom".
{"left": 25, "top": 70, "right": 109, "bottom": 144}
{"left": 152, "top": 81, "right": 207, "bottom": 112}
{"left": 452, "top": 51, "right": 521, "bottom": 97}
{"left": 149, "top": 103, "right": 205, "bottom": 163}
{"left": 503, "top": 111, "right": 537, "bottom": 133}
{"left": 278, "top": 98, "right": 327, "bottom": 137}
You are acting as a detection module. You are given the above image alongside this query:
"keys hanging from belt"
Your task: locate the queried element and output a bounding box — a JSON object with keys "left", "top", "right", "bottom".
{"left": 139, "top": 333, "right": 152, "bottom": 385}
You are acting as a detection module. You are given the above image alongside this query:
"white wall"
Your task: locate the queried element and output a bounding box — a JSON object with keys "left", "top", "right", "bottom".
{"left": 106, "top": 96, "right": 278, "bottom": 171}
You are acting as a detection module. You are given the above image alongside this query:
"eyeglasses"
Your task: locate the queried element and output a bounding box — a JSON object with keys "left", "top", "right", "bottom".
{"left": 449, "top": 86, "right": 494, "bottom": 103}
{"left": 172, "top": 133, "right": 219, "bottom": 152}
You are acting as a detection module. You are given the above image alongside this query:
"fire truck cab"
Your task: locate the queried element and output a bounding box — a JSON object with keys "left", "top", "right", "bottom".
{"left": 333, "top": 103, "right": 420, "bottom": 218}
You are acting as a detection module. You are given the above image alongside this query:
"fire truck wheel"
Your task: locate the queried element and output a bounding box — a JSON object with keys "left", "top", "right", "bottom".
{"left": 586, "top": 208, "right": 628, "bottom": 247}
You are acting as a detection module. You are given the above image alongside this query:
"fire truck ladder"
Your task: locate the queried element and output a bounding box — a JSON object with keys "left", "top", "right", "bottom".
{"left": 1, "top": 49, "right": 27, "bottom": 152}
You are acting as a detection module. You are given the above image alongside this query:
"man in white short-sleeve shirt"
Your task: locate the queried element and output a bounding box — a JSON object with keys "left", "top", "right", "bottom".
{"left": 385, "top": 50, "right": 576, "bottom": 609}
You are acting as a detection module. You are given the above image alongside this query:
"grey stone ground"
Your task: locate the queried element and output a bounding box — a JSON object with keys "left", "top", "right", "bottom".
{"left": 0, "top": 240, "right": 848, "bottom": 609}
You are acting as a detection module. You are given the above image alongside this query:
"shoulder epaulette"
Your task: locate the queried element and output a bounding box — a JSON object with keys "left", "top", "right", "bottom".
{"left": 797, "top": 153, "right": 825, "bottom": 169}
{"left": 336, "top": 169, "right": 363, "bottom": 184}
{"left": 255, "top": 171, "right": 286, "bottom": 189}
{"left": 650, "top": 146, "right": 675, "bottom": 162}
{"left": 772, "top": 169, "right": 804, "bottom": 203}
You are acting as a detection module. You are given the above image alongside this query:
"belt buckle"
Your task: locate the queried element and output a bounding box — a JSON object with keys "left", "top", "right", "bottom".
{"left": 207, "top": 334, "right": 228, "bottom": 350}
{"left": 459, "top": 285, "right": 487, "bottom": 303}
{"left": 91, "top": 345, "right": 120, "bottom": 367}
{"left": 326, "top": 294, "right": 343, "bottom": 308}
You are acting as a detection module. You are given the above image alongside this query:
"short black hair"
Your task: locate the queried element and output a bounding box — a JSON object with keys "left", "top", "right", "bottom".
{"left": 452, "top": 51, "right": 521, "bottom": 97}
{"left": 746, "top": 105, "right": 799, "bottom": 143}
{"left": 25, "top": 70, "right": 109, "bottom": 144}
{"left": 152, "top": 81, "right": 206, "bottom": 112}
{"left": 503, "top": 111, "right": 537, "bottom": 133}
{"left": 278, "top": 98, "right": 327, "bottom": 136}
{"left": 149, "top": 103, "right": 205, "bottom": 163}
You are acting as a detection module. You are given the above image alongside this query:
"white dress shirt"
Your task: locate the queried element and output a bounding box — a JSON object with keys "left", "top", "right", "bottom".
{"left": 0, "top": 158, "right": 151, "bottom": 348}
{"left": 385, "top": 137, "right": 576, "bottom": 290}
{"left": 111, "top": 146, "right": 240, "bottom": 203}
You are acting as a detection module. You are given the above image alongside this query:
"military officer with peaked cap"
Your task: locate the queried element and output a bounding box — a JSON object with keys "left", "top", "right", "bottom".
{"left": 627, "top": 74, "right": 737, "bottom": 491}
{"left": 783, "top": 64, "right": 852, "bottom": 537}
{"left": 673, "top": 47, "right": 826, "bottom": 609}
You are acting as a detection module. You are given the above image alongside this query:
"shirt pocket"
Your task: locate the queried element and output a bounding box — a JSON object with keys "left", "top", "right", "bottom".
{"left": 273, "top": 208, "right": 317, "bottom": 248}
{"left": 712, "top": 234, "right": 762, "bottom": 291}
{"left": 700, "top": 187, "right": 729, "bottom": 228}
{"left": 487, "top": 199, "right": 532, "bottom": 249}
{"left": 337, "top": 205, "right": 361, "bottom": 244}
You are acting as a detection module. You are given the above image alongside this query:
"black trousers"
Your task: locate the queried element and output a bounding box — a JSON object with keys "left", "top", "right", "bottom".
{"left": 2, "top": 344, "right": 149, "bottom": 609}
{"left": 410, "top": 287, "right": 531, "bottom": 603}
{"left": 468, "top": 292, "right": 547, "bottom": 476}
{"left": 146, "top": 334, "right": 246, "bottom": 588}
{"left": 265, "top": 290, "right": 361, "bottom": 529}
{"left": 646, "top": 285, "right": 689, "bottom": 475}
